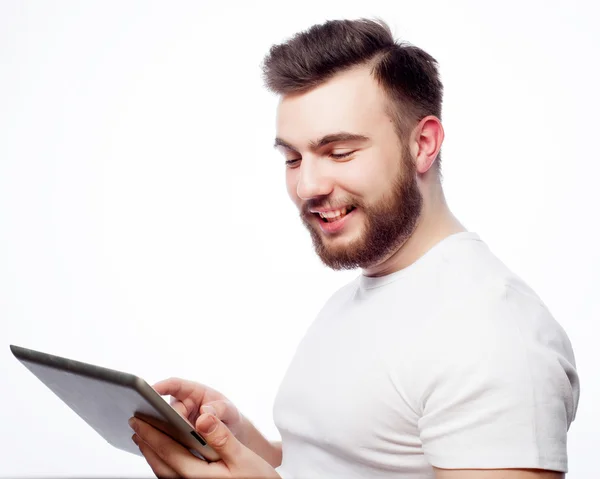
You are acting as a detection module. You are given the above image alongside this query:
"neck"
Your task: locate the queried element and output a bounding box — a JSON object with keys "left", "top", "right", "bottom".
{"left": 362, "top": 189, "right": 467, "bottom": 278}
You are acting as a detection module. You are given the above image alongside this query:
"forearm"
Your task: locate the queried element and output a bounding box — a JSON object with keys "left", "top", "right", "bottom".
{"left": 241, "top": 416, "right": 283, "bottom": 468}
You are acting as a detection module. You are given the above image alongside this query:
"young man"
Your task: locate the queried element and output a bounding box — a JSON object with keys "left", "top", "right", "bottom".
{"left": 130, "top": 18, "right": 580, "bottom": 479}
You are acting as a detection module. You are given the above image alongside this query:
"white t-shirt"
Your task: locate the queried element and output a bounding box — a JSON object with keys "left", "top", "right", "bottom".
{"left": 273, "top": 232, "right": 579, "bottom": 478}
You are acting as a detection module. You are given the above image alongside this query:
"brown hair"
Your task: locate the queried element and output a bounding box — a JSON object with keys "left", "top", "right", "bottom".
{"left": 261, "top": 18, "right": 444, "bottom": 171}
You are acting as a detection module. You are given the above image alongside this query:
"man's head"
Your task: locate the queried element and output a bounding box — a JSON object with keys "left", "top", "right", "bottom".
{"left": 262, "top": 19, "right": 444, "bottom": 271}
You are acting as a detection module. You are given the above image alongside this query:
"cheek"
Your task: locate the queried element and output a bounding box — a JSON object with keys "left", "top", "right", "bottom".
{"left": 342, "top": 159, "right": 389, "bottom": 201}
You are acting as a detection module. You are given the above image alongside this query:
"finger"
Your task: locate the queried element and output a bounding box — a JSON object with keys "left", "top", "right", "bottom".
{"left": 130, "top": 418, "right": 199, "bottom": 478}
{"left": 195, "top": 413, "right": 243, "bottom": 464}
{"left": 169, "top": 398, "right": 203, "bottom": 428}
{"left": 153, "top": 377, "right": 208, "bottom": 404}
{"left": 154, "top": 378, "right": 207, "bottom": 423}
{"left": 170, "top": 399, "right": 191, "bottom": 420}
{"left": 201, "top": 400, "right": 242, "bottom": 427}
{"left": 133, "top": 434, "right": 179, "bottom": 479}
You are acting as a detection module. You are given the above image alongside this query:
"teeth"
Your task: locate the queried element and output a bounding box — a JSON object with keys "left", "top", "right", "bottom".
{"left": 319, "top": 207, "right": 348, "bottom": 219}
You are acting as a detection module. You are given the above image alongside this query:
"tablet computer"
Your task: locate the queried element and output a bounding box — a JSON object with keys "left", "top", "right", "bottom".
{"left": 10, "top": 344, "right": 220, "bottom": 462}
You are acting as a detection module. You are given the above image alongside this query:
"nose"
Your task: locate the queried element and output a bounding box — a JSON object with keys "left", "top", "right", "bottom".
{"left": 296, "top": 156, "right": 334, "bottom": 200}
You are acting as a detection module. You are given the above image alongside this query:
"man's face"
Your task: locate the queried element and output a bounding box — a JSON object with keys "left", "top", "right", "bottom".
{"left": 275, "top": 66, "right": 423, "bottom": 270}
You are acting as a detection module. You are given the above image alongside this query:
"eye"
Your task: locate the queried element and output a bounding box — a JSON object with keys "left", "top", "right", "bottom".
{"left": 285, "top": 158, "right": 301, "bottom": 168}
{"left": 330, "top": 150, "right": 355, "bottom": 159}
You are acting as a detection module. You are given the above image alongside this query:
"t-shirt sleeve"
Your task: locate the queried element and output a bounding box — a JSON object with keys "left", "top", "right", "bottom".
{"left": 417, "top": 284, "right": 579, "bottom": 472}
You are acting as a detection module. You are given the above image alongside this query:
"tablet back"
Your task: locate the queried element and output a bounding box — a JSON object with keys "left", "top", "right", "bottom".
{"left": 10, "top": 344, "right": 218, "bottom": 461}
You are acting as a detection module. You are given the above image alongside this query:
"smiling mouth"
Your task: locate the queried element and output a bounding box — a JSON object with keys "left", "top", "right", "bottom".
{"left": 315, "top": 206, "right": 356, "bottom": 223}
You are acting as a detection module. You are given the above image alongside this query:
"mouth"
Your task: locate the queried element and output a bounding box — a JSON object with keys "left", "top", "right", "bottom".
{"left": 313, "top": 205, "right": 356, "bottom": 223}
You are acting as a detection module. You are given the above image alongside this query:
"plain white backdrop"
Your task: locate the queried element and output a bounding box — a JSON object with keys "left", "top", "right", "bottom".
{"left": 1, "top": 1, "right": 597, "bottom": 477}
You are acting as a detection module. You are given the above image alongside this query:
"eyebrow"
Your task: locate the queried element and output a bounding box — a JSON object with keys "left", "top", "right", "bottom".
{"left": 273, "top": 132, "right": 370, "bottom": 153}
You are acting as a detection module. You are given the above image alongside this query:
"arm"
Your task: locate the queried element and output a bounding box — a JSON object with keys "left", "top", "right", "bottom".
{"left": 241, "top": 416, "right": 283, "bottom": 468}
{"left": 434, "top": 467, "right": 564, "bottom": 479}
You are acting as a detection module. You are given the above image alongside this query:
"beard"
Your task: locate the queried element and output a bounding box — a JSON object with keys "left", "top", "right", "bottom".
{"left": 300, "top": 146, "right": 423, "bottom": 271}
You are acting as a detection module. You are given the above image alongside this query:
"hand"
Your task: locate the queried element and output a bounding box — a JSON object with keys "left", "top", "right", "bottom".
{"left": 154, "top": 377, "right": 283, "bottom": 469}
{"left": 153, "top": 377, "right": 248, "bottom": 444}
{"left": 129, "top": 413, "right": 281, "bottom": 479}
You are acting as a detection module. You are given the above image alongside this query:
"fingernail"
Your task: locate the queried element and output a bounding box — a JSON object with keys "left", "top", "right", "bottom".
{"left": 132, "top": 434, "right": 139, "bottom": 445}
{"left": 128, "top": 418, "right": 138, "bottom": 431}
{"left": 202, "top": 405, "right": 217, "bottom": 417}
{"left": 197, "top": 414, "right": 218, "bottom": 435}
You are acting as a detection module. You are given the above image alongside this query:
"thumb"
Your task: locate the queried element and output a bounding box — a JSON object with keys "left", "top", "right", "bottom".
{"left": 195, "top": 412, "right": 242, "bottom": 464}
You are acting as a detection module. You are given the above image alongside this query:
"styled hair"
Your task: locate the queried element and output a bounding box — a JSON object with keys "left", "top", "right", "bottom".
{"left": 261, "top": 18, "right": 444, "bottom": 171}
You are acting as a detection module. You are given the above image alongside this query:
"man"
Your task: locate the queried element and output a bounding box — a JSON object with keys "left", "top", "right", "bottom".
{"left": 129, "top": 18, "right": 579, "bottom": 478}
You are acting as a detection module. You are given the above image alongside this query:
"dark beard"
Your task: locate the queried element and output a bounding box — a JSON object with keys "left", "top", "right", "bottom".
{"left": 300, "top": 147, "right": 423, "bottom": 270}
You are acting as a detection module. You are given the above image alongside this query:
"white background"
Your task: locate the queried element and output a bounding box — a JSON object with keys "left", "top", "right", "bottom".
{"left": 1, "top": 1, "right": 597, "bottom": 477}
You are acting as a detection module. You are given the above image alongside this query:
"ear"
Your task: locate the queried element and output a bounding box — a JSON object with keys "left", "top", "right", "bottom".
{"left": 410, "top": 115, "right": 444, "bottom": 174}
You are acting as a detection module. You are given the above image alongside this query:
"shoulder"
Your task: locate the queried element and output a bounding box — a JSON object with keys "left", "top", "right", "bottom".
{"left": 412, "top": 237, "right": 580, "bottom": 413}
{"left": 433, "top": 242, "right": 574, "bottom": 359}
{"left": 416, "top": 268, "right": 580, "bottom": 431}
{"left": 414, "top": 256, "right": 580, "bottom": 471}
{"left": 425, "top": 252, "right": 577, "bottom": 386}
{"left": 422, "top": 235, "right": 561, "bottom": 334}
